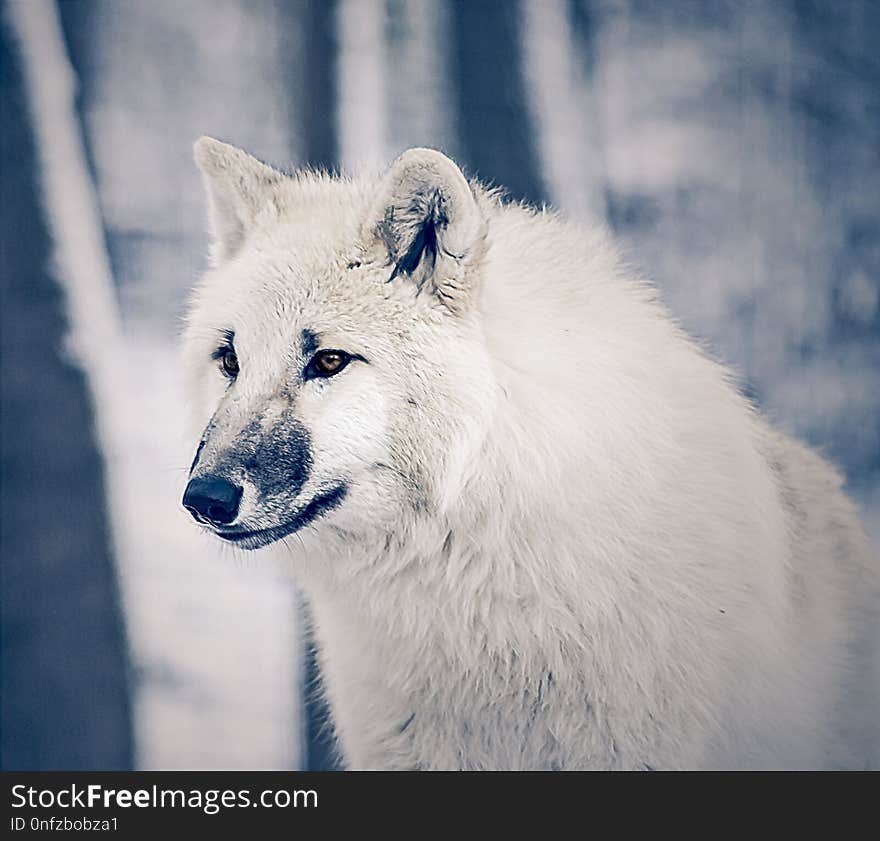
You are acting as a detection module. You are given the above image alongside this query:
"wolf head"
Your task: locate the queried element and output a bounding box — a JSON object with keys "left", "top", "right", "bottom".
{"left": 182, "top": 138, "right": 494, "bottom": 550}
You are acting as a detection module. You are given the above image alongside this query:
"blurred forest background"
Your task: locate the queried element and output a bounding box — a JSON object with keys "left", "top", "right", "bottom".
{"left": 2, "top": 0, "right": 878, "bottom": 769}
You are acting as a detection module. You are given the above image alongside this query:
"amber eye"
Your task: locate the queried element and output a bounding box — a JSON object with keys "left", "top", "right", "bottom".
{"left": 220, "top": 348, "right": 239, "bottom": 377}
{"left": 308, "top": 349, "right": 351, "bottom": 379}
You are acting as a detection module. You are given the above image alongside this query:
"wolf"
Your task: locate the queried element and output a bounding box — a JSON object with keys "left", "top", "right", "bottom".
{"left": 181, "top": 137, "right": 878, "bottom": 770}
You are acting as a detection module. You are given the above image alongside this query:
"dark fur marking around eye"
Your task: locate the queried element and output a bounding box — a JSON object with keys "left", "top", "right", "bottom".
{"left": 301, "top": 328, "right": 320, "bottom": 361}
{"left": 303, "top": 349, "right": 368, "bottom": 381}
{"left": 211, "top": 328, "right": 235, "bottom": 359}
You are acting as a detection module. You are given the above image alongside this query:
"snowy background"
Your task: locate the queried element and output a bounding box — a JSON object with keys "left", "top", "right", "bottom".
{"left": 2, "top": 0, "right": 878, "bottom": 770}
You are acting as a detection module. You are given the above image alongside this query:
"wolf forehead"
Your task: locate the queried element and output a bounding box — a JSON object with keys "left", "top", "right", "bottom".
{"left": 187, "top": 136, "right": 488, "bottom": 322}
{"left": 191, "top": 185, "right": 377, "bottom": 310}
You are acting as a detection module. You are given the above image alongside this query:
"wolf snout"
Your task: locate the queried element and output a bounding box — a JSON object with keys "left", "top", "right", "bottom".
{"left": 183, "top": 475, "right": 243, "bottom": 526}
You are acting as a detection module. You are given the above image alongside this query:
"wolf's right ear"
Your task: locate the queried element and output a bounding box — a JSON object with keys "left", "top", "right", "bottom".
{"left": 194, "top": 137, "right": 283, "bottom": 265}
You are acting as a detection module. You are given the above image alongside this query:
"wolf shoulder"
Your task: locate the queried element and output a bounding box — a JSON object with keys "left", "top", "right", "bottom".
{"left": 762, "top": 425, "right": 878, "bottom": 616}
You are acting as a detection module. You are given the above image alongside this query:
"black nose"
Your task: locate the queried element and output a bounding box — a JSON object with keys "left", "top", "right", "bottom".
{"left": 183, "top": 475, "right": 243, "bottom": 526}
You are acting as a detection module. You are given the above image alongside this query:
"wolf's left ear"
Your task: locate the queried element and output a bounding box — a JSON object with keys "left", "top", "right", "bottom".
{"left": 370, "top": 148, "right": 486, "bottom": 313}
{"left": 194, "top": 136, "right": 283, "bottom": 265}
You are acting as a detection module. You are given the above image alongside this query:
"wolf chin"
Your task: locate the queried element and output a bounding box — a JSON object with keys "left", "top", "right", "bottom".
{"left": 182, "top": 137, "right": 878, "bottom": 770}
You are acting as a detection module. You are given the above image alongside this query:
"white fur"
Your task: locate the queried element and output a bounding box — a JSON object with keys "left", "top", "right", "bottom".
{"left": 184, "top": 138, "right": 879, "bottom": 769}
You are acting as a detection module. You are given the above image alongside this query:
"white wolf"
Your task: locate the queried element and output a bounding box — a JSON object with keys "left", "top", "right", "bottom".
{"left": 182, "top": 137, "right": 878, "bottom": 770}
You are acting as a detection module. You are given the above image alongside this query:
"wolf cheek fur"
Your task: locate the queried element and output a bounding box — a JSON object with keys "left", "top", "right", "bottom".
{"left": 182, "top": 137, "right": 879, "bottom": 770}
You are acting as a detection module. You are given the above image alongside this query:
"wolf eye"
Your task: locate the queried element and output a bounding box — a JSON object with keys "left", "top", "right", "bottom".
{"left": 219, "top": 348, "right": 239, "bottom": 378}
{"left": 307, "top": 349, "right": 351, "bottom": 379}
